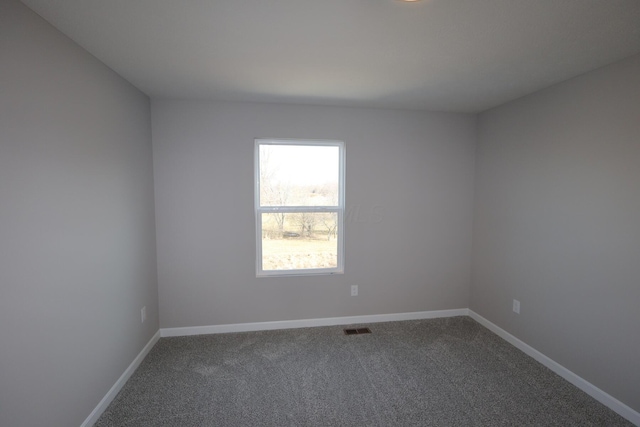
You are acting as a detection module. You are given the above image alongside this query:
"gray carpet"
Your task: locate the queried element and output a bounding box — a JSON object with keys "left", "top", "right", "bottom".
{"left": 95, "top": 316, "right": 632, "bottom": 426}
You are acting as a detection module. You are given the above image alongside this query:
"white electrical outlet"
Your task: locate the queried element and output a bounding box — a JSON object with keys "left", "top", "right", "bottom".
{"left": 141, "top": 306, "right": 146, "bottom": 323}
{"left": 513, "top": 299, "right": 520, "bottom": 314}
{"left": 351, "top": 285, "right": 358, "bottom": 296}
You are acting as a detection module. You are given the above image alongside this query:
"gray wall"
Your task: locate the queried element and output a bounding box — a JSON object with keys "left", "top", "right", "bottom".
{"left": 472, "top": 53, "right": 640, "bottom": 412}
{"left": 0, "top": 1, "right": 158, "bottom": 426}
{"left": 152, "top": 100, "right": 476, "bottom": 328}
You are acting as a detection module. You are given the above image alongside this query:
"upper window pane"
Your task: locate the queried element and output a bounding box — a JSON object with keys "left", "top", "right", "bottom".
{"left": 259, "top": 144, "right": 340, "bottom": 207}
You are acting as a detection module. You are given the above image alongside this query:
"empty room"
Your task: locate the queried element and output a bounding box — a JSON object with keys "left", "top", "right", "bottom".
{"left": 1, "top": 0, "right": 639, "bottom": 426}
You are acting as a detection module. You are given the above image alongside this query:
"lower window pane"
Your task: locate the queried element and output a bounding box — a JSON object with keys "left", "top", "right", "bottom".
{"left": 261, "top": 212, "right": 338, "bottom": 271}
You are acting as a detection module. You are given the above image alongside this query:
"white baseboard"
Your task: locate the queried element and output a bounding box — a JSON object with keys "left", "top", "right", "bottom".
{"left": 160, "top": 308, "right": 469, "bottom": 337}
{"left": 81, "top": 330, "right": 160, "bottom": 427}
{"left": 468, "top": 310, "right": 640, "bottom": 426}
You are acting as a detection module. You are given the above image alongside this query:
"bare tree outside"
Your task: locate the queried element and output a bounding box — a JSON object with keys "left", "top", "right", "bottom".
{"left": 293, "top": 212, "right": 316, "bottom": 237}
{"left": 259, "top": 145, "right": 290, "bottom": 234}
{"left": 320, "top": 212, "right": 338, "bottom": 241}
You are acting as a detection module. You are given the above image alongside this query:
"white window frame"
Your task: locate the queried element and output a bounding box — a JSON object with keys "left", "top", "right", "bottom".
{"left": 255, "top": 139, "right": 345, "bottom": 277}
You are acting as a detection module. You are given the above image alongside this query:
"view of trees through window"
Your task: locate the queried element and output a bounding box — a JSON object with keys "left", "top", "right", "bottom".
{"left": 257, "top": 142, "right": 343, "bottom": 273}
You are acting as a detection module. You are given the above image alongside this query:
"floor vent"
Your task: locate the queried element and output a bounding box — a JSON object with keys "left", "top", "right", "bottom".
{"left": 344, "top": 328, "right": 372, "bottom": 335}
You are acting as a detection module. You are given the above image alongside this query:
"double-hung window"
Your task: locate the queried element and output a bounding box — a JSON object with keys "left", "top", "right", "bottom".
{"left": 255, "top": 139, "right": 345, "bottom": 276}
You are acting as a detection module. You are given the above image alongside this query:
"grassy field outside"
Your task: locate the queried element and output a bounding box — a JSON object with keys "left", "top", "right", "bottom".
{"left": 262, "top": 237, "right": 337, "bottom": 270}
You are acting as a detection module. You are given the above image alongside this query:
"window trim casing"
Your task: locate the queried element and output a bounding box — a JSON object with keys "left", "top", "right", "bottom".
{"left": 254, "top": 138, "right": 345, "bottom": 277}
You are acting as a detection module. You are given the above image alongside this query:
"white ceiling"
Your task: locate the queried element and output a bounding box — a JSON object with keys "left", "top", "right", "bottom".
{"left": 21, "top": 0, "right": 640, "bottom": 112}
